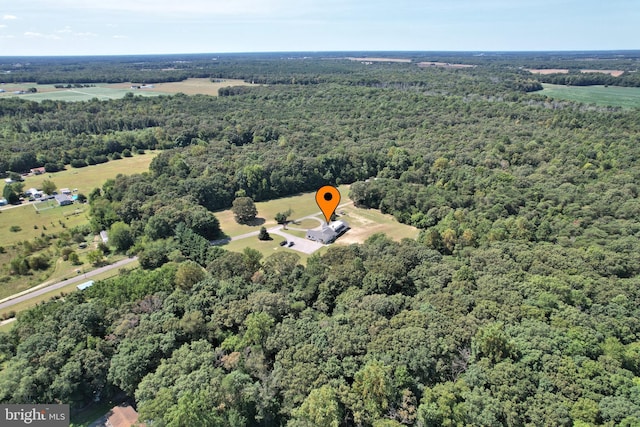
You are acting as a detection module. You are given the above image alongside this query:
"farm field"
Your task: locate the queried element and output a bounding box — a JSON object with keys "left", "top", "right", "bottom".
{"left": 106, "top": 78, "right": 255, "bottom": 96}
{"left": 0, "top": 78, "right": 255, "bottom": 102}
{"left": 539, "top": 83, "right": 640, "bottom": 108}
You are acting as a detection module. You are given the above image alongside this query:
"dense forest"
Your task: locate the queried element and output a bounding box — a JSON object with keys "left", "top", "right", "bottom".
{"left": 1, "top": 53, "right": 640, "bottom": 426}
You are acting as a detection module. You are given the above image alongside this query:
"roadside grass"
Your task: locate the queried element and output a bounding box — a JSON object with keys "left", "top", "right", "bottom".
{"left": 0, "top": 260, "right": 139, "bottom": 322}
{"left": 539, "top": 84, "right": 640, "bottom": 109}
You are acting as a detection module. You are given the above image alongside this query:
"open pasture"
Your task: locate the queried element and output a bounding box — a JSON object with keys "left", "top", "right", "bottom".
{"left": 540, "top": 83, "right": 640, "bottom": 109}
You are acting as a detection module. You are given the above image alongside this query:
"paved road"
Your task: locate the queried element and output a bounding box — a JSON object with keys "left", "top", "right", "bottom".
{"left": 0, "top": 257, "right": 138, "bottom": 312}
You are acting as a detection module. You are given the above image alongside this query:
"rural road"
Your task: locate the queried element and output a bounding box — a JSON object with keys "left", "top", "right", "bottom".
{"left": 0, "top": 257, "right": 138, "bottom": 312}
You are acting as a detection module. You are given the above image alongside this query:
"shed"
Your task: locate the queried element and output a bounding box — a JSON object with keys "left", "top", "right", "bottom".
{"left": 77, "top": 280, "right": 94, "bottom": 291}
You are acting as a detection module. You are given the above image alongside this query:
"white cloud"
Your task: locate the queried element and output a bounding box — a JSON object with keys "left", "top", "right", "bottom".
{"left": 56, "top": 26, "right": 73, "bottom": 33}
{"left": 112, "top": 35, "right": 128, "bottom": 39}
{"left": 2, "top": 14, "right": 17, "bottom": 20}
{"left": 24, "top": 31, "right": 61, "bottom": 40}
{"left": 74, "top": 31, "right": 97, "bottom": 37}
{"left": 0, "top": 24, "right": 6, "bottom": 28}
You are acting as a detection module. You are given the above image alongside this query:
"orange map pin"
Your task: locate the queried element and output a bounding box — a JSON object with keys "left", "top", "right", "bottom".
{"left": 316, "top": 185, "right": 341, "bottom": 224}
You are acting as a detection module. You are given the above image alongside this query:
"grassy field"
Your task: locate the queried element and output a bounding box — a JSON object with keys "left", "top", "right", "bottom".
{"left": 0, "top": 78, "right": 255, "bottom": 102}
{"left": 22, "top": 151, "right": 158, "bottom": 197}
{"left": 0, "top": 154, "right": 156, "bottom": 300}
{"left": 215, "top": 184, "right": 418, "bottom": 261}
{"left": 539, "top": 84, "right": 640, "bottom": 109}
{"left": 2, "top": 153, "right": 157, "bottom": 246}
{"left": 215, "top": 185, "right": 351, "bottom": 238}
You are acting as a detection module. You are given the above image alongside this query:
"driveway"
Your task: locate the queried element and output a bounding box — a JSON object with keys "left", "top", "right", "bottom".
{"left": 269, "top": 229, "right": 325, "bottom": 255}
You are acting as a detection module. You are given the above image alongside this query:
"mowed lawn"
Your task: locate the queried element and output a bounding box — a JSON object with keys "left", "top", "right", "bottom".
{"left": 2, "top": 153, "right": 157, "bottom": 246}
{"left": 540, "top": 84, "right": 640, "bottom": 109}
{"left": 215, "top": 185, "right": 351, "bottom": 238}
{"left": 215, "top": 184, "right": 418, "bottom": 260}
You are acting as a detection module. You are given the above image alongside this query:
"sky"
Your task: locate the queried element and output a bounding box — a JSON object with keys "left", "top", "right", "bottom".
{"left": 0, "top": 0, "right": 638, "bottom": 56}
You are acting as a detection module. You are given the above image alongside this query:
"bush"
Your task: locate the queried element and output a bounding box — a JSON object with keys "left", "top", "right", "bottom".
{"left": 9, "top": 225, "right": 21, "bottom": 232}
{"left": 70, "top": 159, "right": 88, "bottom": 168}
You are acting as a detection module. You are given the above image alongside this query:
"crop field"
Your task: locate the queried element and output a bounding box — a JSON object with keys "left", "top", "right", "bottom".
{"left": 1, "top": 78, "right": 255, "bottom": 102}
{"left": 106, "top": 78, "right": 255, "bottom": 96}
{"left": 539, "top": 84, "right": 640, "bottom": 108}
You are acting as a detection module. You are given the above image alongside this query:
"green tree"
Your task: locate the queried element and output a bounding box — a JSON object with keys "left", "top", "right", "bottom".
{"left": 86, "top": 249, "right": 104, "bottom": 266}
{"left": 292, "top": 385, "right": 342, "bottom": 427}
{"left": 258, "top": 226, "right": 270, "bottom": 240}
{"left": 232, "top": 197, "right": 258, "bottom": 224}
{"left": 175, "top": 260, "right": 207, "bottom": 290}
{"left": 41, "top": 179, "right": 56, "bottom": 195}
{"left": 3, "top": 183, "right": 20, "bottom": 204}
{"left": 109, "top": 221, "right": 134, "bottom": 252}
{"left": 275, "top": 209, "right": 293, "bottom": 224}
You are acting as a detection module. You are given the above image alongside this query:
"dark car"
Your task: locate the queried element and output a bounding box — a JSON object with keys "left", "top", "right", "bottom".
{"left": 279, "top": 240, "right": 287, "bottom": 246}
{"left": 288, "top": 241, "right": 295, "bottom": 247}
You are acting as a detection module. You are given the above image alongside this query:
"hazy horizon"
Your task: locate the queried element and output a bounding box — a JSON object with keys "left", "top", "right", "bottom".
{"left": 1, "top": 0, "right": 638, "bottom": 56}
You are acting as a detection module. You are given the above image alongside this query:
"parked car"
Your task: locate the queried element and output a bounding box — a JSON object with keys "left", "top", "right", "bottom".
{"left": 279, "top": 240, "right": 287, "bottom": 246}
{"left": 288, "top": 241, "right": 295, "bottom": 247}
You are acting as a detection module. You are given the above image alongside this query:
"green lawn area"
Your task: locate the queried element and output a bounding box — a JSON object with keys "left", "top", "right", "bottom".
{"left": 216, "top": 184, "right": 350, "bottom": 238}
{"left": 22, "top": 151, "right": 158, "bottom": 197}
{"left": 215, "top": 184, "right": 417, "bottom": 262}
{"left": 1, "top": 153, "right": 157, "bottom": 246}
{"left": 539, "top": 84, "right": 640, "bottom": 109}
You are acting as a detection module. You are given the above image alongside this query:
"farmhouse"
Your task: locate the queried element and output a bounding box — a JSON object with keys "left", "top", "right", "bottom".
{"left": 30, "top": 167, "right": 46, "bottom": 175}
{"left": 306, "top": 220, "right": 349, "bottom": 244}
{"left": 55, "top": 194, "right": 73, "bottom": 206}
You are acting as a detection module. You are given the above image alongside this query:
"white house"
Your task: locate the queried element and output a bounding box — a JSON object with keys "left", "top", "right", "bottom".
{"left": 306, "top": 220, "right": 349, "bottom": 244}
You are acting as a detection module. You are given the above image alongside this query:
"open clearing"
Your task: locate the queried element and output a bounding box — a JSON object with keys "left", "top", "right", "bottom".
{"left": 526, "top": 69, "right": 570, "bottom": 74}
{"left": 215, "top": 184, "right": 418, "bottom": 260}
{"left": 580, "top": 69, "right": 625, "bottom": 77}
{"left": 418, "top": 62, "right": 476, "bottom": 69}
{"left": 106, "top": 78, "right": 255, "bottom": 96}
{"left": 0, "top": 78, "right": 254, "bottom": 102}
{"left": 2, "top": 152, "right": 157, "bottom": 243}
{"left": 20, "top": 151, "right": 158, "bottom": 198}
{"left": 539, "top": 83, "right": 640, "bottom": 109}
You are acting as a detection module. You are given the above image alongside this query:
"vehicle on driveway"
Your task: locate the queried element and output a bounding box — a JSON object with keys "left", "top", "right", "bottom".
{"left": 280, "top": 240, "right": 287, "bottom": 246}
